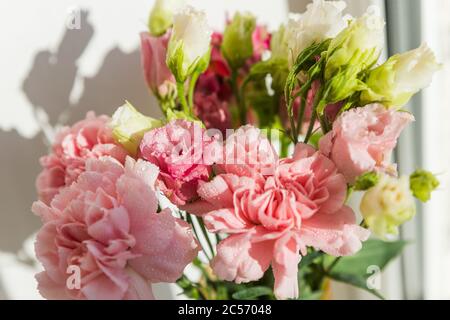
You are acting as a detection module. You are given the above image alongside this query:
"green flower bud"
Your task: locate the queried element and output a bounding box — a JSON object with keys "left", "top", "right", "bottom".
{"left": 148, "top": 0, "right": 185, "bottom": 36}
{"left": 221, "top": 12, "right": 256, "bottom": 69}
{"left": 111, "top": 102, "right": 162, "bottom": 156}
{"left": 354, "top": 172, "right": 380, "bottom": 191}
{"left": 410, "top": 169, "right": 440, "bottom": 202}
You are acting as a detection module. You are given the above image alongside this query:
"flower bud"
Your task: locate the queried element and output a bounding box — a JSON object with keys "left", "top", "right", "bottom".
{"left": 148, "top": 0, "right": 185, "bottom": 36}
{"left": 410, "top": 169, "right": 440, "bottom": 202}
{"left": 361, "top": 43, "right": 441, "bottom": 107}
{"left": 221, "top": 12, "right": 256, "bottom": 69}
{"left": 111, "top": 102, "right": 162, "bottom": 156}
{"left": 325, "top": 6, "right": 385, "bottom": 80}
{"left": 360, "top": 174, "right": 416, "bottom": 239}
{"left": 166, "top": 5, "right": 212, "bottom": 82}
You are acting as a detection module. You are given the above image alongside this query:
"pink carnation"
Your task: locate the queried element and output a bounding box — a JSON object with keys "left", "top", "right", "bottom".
{"left": 139, "top": 120, "right": 218, "bottom": 206}
{"left": 319, "top": 104, "right": 414, "bottom": 183}
{"left": 32, "top": 157, "right": 199, "bottom": 300}
{"left": 36, "top": 112, "right": 128, "bottom": 205}
{"left": 188, "top": 131, "right": 369, "bottom": 299}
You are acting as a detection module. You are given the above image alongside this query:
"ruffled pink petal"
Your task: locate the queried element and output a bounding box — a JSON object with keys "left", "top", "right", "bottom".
{"left": 211, "top": 229, "right": 273, "bottom": 284}
{"left": 300, "top": 206, "right": 370, "bottom": 256}
{"left": 272, "top": 232, "right": 301, "bottom": 300}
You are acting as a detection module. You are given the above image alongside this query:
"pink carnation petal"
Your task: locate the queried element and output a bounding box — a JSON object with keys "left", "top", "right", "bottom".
{"left": 301, "top": 206, "right": 370, "bottom": 256}
{"left": 272, "top": 232, "right": 301, "bottom": 300}
{"left": 211, "top": 230, "right": 273, "bottom": 283}
{"left": 129, "top": 209, "right": 199, "bottom": 283}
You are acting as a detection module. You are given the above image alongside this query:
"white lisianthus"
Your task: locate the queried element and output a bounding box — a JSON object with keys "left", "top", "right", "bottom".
{"left": 325, "top": 6, "right": 385, "bottom": 80}
{"left": 360, "top": 174, "right": 416, "bottom": 239}
{"left": 361, "top": 43, "right": 442, "bottom": 107}
{"left": 148, "top": 0, "right": 185, "bottom": 36}
{"left": 166, "top": 5, "right": 212, "bottom": 82}
{"left": 111, "top": 102, "right": 162, "bottom": 156}
{"left": 285, "top": 0, "right": 349, "bottom": 66}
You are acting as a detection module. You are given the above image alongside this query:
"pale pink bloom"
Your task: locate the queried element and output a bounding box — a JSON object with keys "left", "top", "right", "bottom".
{"left": 139, "top": 120, "right": 218, "bottom": 206}
{"left": 36, "top": 112, "right": 128, "bottom": 205}
{"left": 32, "top": 157, "right": 199, "bottom": 300}
{"left": 140, "top": 32, "right": 175, "bottom": 97}
{"left": 319, "top": 104, "right": 415, "bottom": 183}
{"left": 191, "top": 142, "right": 369, "bottom": 299}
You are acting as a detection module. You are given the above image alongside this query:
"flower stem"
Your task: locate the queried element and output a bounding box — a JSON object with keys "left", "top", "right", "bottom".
{"left": 188, "top": 72, "right": 200, "bottom": 111}
{"left": 231, "top": 69, "right": 246, "bottom": 125}
{"left": 177, "top": 81, "right": 190, "bottom": 115}
{"left": 295, "top": 80, "right": 313, "bottom": 138}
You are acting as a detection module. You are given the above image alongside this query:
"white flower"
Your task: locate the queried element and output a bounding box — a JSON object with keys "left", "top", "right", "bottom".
{"left": 148, "top": 0, "right": 186, "bottom": 36}
{"left": 361, "top": 43, "right": 441, "bottom": 107}
{"left": 285, "top": 0, "right": 349, "bottom": 66}
{"left": 360, "top": 174, "right": 416, "bottom": 239}
{"left": 325, "top": 5, "right": 385, "bottom": 79}
{"left": 167, "top": 5, "right": 212, "bottom": 81}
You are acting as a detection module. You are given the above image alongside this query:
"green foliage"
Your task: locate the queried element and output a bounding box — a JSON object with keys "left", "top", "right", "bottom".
{"left": 325, "top": 239, "right": 408, "bottom": 299}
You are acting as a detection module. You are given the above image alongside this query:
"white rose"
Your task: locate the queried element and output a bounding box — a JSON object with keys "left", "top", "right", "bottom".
{"left": 360, "top": 174, "right": 416, "bottom": 239}
{"left": 285, "top": 0, "right": 349, "bottom": 66}
{"left": 167, "top": 5, "right": 212, "bottom": 81}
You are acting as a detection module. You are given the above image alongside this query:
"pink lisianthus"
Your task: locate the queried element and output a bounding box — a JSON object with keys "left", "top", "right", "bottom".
{"left": 36, "top": 112, "right": 128, "bottom": 205}
{"left": 319, "top": 104, "right": 415, "bottom": 183}
{"left": 139, "top": 120, "right": 219, "bottom": 206}
{"left": 140, "top": 32, "right": 175, "bottom": 97}
{"left": 188, "top": 130, "right": 369, "bottom": 299}
{"left": 32, "top": 157, "right": 199, "bottom": 300}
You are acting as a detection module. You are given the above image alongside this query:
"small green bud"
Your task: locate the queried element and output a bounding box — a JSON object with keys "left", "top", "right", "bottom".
{"left": 410, "top": 169, "right": 440, "bottom": 202}
{"left": 354, "top": 172, "right": 380, "bottom": 191}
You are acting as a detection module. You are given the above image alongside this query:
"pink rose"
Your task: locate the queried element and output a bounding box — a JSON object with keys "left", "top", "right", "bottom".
{"left": 36, "top": 112, "right": 128, "bottom": 205}
{"left": 194, "top": 92, "right": 231, "bottom": 135}
{"left": 190, "top": 137, "right": 369, "bottom": 299}
{"left": 139, "top": 120, "right": 218, "bottom": 206}
{"left": 319, "top": 104, "right": 415, "bottom": 183}
{"left": 32, "top": 157, "right": 199, "bottom": 300}
{"left": 140, "top": 32, "right": 175, "bottom": 97}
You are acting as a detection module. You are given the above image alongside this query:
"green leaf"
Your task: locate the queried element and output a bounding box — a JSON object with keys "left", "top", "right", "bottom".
{"left": 326, "top": 239, "right": 408, "bottom": 299}
{"left": 354, "top": 172, "right": 379, "bottom": 191}
{"left": 231, "top": 286, "right": 273, "bottom": 300}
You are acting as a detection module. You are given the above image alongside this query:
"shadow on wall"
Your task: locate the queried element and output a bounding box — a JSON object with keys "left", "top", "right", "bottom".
{"left": 0, "top": 10, "right": 160, "bottom": 254}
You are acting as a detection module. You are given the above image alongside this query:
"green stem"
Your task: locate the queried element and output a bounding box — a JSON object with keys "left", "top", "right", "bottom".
{"left": 304, "top": 85, "right": 325, "bottom": 144}
{"left": 188, "top": 72, "right": 200, "bottom": 110}
{"left": 231, "top": 69, "right": 246, "bottom": 125}
{"left": 196, "top": 216, "right": 216, "bottom": 258}
{"left": 176, "top": 81, "right": 190, "bottom": 115}
{"left": 295, "top": 81, "right": 313, "bottom": 137}
{"left": 186, "top": 213, "right": 211, "bottom": 261}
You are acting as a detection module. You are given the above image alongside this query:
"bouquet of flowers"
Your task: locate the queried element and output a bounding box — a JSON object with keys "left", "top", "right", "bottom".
{"left": 32, "top": 0, "right": 441, "bottom": 300}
